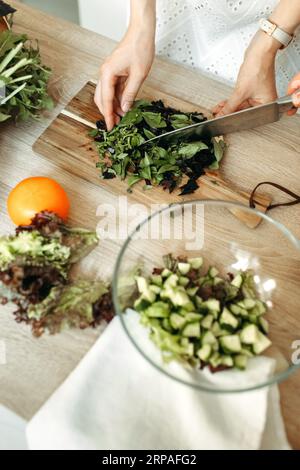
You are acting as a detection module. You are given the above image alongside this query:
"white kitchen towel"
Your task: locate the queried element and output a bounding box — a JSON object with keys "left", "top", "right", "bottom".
{"left": 26, "top": 315, "right": 290, "bottom": 450}
{"left": 0, "top": 405, "right": 28, "bottom": 450}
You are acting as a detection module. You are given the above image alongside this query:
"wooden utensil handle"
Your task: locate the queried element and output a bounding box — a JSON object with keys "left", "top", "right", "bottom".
{"left": 201, "top": 171, "right": 271, "bottom": 228}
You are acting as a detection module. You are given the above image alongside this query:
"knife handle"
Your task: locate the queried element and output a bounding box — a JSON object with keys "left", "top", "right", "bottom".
{"left": 277, "top": 89, "right": 300, "bottom": 114}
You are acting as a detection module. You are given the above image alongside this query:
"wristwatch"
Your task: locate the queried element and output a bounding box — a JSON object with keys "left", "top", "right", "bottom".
{"left": 259, "top": 18, "right": 293, "bottom": 49}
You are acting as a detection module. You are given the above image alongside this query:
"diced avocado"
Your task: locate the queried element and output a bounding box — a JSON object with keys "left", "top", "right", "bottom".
{"left": 209, "top": 352, "right": 221, "bottom": 368}
{"left": 234, "top": 354, "right": 248, "bottom": 370}
{"left": 220, "top": 335, "right": 242, "bottom": 353}
{"left": 208, "top": 266, "right": 219, "bottom": 278}
{"left": 185, "top": 312, "right": 203, "bottom": 322}
{"left": 164, "top": 274, "right": 178, "bottom": 288}
{"left": 188, "top": 257, "right": 203, "bottom": 269}
{"left": 221, "top": 355, "right": 234, "bottom": 367}
{"left": 182, "top": 322, "right": 201, "bottom": 338}
{"left": 202, "top": 298, "right": 221, "bottom": 313}
{"left": 252, "top": 331, "right": 272, "bottom": 354}
{"left": 178, "top": 276, "right": 189, "bottom": 287}
{"left": 186, "top": 286, "right": 199, "bottom": 297}
{"left": 170, "top": 313, "right": 186, "bottom": 330}
{"left": 201, "top": 314, "right": 214, "bottom": 329}
{"left": 161, "top": 268, "right": 172, "bottom": 278}
{"left": 220, "top": 308, "right": 239, "bottom": 329}
{"left": 197, "top": 344, "right": 212, "bottom": 361}
{"left": 145, "top": 301, "right": 170, "bottom": 318}
{"left": 177, "top": 262, "right": 191, "bottom": 275}
{"left": 231, "top": 274, "right": 243, "bottom": 288}
{"left": 134, "top": 296, "right": 150, "bottom": 312}
{"left": 240, "top": 324, "right": 259, "bottom": 344}
{"left": 258, "top": 316, "right": 269, "bottom": 334}
{"left": 149, "top": 284, "right": 161, "bottom": 294}
{"left": 202, "top": 330, "right": 217, "bottom": 346}
{"left": 150, "top": 274, "right": 163, "bottom": 286}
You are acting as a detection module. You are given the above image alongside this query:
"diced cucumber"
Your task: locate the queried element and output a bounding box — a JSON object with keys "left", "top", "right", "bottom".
{"left": 229, "top": 304, "right": 242, "bottom": 316}
{"left": 182, "top": 322, "right": 201, "bottom": 338}
{"left": 258, "top": 316, "right": 269, "bottom": 334}
{"left": 220, "top": 335, "right": 242, "bottom": 353}
{"left": 231, "top": 274, "right": 243, "bottom": 288}
{"left": 162, "top": 318, "right": 172, "bottom": 332}
{"left": 243, "top": 299, "right": 256, "bottom": 310}
{"left": 169, "top": 313, "right": 186, "bottom": 330}
{"left": 178, "top": 276, "right": 189, "bottom": 287}
{"left": 161, "top": 268, "right": 172, "bottom": 278}
{"left": 256, "top": 300, "right": 267, "bottom": 315}
{"left": 248, "top": 314, "right": 258, "bottom": 324}
{"left": 185, "top": 312, "right": 203, "bottom": 322}
{"left": 213, "top": 277, "right": 223, "bottom": 286}
{"left": 240, "top": 324, "right": 259, "bottom": 344}
{"left": 202, "top": 330, "right": 217, "bottom": 346}
{"left": 135, "top": 276, "right": 156, "bottom": 303}
{"left": 252, "top": 331, "right": 272, "bottom": 354}
{"left": 221, "top": 355, "right": 234, "bottom": 367}
{"left": 182, "top": 301, "right": 195, "bottom": 312}
{"left": 177, "top": 262, "right": 191, "bottom": 275}
{"left": 241, "top": 347, "right": 254, "bottom": 358}
{"left": 201, "top": 314, "right": 214, "bottom": 329}
{"left": 208, "top": 266, "right": 219, "bottom": 278}
{"left": 220, "top": 308, "right": 239, "bottom": 329}
{"left": 202, "top": 298, "right": 221, "bottom": 313}
{"left": 149, "top": 284, "right": 161, "bottom": 294}
{"left": 234, "top": 354, "right": 248, "bottom": 370}
{"left": 195, "top": 295, "right": 203, "bottom": 308}
{"left": 150, "top": 274, "right": 163, "bottom": 286}
{"left": 188, "top": 257, "right": 203, "bottom": 269}
{"left": 186, "top": 286, "right": 199, "bottom": 297}
{"left": 145, "top": 301, "right": 170, "bottom": 318}
{"left": 209, "top": 352, "right": 221, "bottom": 368}
{"left": 164, "top": 274, "right": 178, "bottom": 288}
{"left": 197, "top": 344, "right": 212, "bottom": 361}
{"left": 134, "top": 296, "right": 149, "bottom": 312}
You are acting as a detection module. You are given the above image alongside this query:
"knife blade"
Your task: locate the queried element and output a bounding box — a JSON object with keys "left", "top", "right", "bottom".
{"left": 142, "top": 92, "right": 298, "bottom": 146}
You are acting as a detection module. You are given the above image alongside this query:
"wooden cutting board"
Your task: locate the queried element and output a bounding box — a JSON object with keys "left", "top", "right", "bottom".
{"left": 33, "top": 81, "right": 271, "bottom": 228}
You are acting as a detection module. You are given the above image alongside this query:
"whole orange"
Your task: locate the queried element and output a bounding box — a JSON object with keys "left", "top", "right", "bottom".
{"left": 7, "top": 177, "right": 70, "bottom": 226}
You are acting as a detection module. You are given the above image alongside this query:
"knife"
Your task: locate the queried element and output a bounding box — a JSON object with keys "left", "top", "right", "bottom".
{"left": 142, "top": 92, "right": 299, "bottom": 146}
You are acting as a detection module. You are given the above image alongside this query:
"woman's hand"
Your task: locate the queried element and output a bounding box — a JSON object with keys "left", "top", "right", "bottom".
{"left": 287, "top": 72, "right": 300, "bottom": 115}
{"left": 95, "top": 0, "right": 156, "bottom": 131}
{"left": 213, "top": 31, "right": 279, "bottom": 117}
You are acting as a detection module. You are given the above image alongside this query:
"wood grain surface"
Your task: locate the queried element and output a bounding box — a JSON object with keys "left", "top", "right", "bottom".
{"left": 0, "top": 1, "right": 299, "bottom": 449}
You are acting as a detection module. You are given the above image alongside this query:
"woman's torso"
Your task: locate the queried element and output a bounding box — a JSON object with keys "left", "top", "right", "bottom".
{"left": 156, "top": 0, "right": 300, "bottom": 95}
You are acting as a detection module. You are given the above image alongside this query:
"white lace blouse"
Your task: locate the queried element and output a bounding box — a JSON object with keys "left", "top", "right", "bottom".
{"left": 155, "top": 0, "right": 300, "bottom": 95}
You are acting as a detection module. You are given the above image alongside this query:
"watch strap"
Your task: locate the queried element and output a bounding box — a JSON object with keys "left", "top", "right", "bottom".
{"left": 259, "top": 18, "right": 293, "bottom": 48}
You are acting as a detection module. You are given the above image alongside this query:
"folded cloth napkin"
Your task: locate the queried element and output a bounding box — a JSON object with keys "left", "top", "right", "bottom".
{"left": 27, "top": 314, "right": 290, "bottom": 450}
{"left": 0, "top": 405, "right": 28, "bottom": 450}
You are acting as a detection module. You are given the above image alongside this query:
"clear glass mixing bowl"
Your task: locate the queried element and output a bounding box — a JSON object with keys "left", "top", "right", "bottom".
{"left": 112, "top": 200, "right": 300, "bottom": 393}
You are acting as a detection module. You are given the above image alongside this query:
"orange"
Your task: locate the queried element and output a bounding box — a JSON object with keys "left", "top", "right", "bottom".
{"left": 7, "top": 177, "right": 70, "bottom": 226}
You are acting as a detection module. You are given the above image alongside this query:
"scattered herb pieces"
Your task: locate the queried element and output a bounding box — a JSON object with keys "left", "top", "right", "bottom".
{"left": 91, "top": 100, "right": 226, "bottom": 195}
{"left": 0, "top": 29, "right": 53, "bottom": 122}
{"left": 0, "top": 212, "right": 115, "bottom": 336}
{"left": 130, "top": 254, "right": 271, "bottom": 372}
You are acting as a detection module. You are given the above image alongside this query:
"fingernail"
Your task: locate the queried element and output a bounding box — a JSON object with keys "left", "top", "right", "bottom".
{"left": 122, "top": 102, "right": 131, "bottom": 113}
{"left": 293, "top": 91, "right": 300, "bottom": 106}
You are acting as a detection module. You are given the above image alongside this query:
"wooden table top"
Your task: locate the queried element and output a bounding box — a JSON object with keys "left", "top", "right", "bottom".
{"left": 0, "top": 1, "right": 299, "bottom": 449}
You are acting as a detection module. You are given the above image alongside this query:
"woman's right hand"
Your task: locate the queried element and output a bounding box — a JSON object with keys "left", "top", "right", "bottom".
{"left": 94, "top": 28, "right": 155, "bottom": 131}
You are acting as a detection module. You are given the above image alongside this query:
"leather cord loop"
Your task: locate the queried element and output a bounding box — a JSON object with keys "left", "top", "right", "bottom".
{"left": 250, "top": 181, "right": 300, "bottom": 212}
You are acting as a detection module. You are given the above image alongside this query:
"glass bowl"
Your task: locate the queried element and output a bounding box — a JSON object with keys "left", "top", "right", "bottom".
{"left": 112, "top": 200, "right": 300, "bottom": 393}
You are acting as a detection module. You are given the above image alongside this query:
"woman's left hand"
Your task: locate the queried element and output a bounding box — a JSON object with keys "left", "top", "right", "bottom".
{"left": 213, "top": 31, "right": 279, "bottom": 117}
